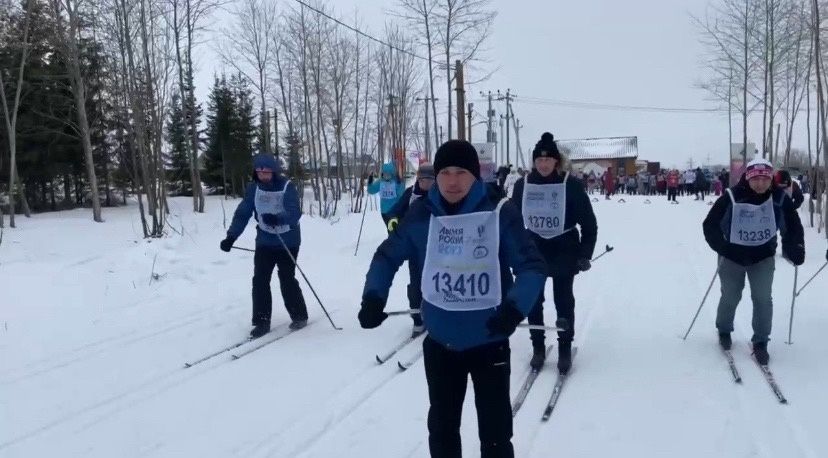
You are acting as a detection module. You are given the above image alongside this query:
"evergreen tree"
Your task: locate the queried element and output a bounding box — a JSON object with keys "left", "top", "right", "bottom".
{"left": 165, "top": 91, "right": 191, "bottom": 195}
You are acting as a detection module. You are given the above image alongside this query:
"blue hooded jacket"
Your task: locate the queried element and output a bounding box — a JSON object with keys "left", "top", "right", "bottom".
{"left": 226, "top": 154, "right": 302, "bottom": 249}
{"left": 362, "top": 180, "right": 547, "bottom": 351}
{"left": 367, "top": 163, "right": 406, "bottom": 215}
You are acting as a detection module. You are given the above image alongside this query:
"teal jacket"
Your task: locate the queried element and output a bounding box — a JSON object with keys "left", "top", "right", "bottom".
{"left": 367, "top": 163, "right": 406, "bottom": 215}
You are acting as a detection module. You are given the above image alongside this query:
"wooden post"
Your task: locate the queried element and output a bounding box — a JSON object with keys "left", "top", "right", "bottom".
{"left": 455, "top": 60, "right": 465, "bottom": 141}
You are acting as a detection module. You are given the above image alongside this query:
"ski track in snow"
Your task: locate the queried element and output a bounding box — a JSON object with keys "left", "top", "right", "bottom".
{"left": 2, "top": 194, "right": 828, "bottom": 457}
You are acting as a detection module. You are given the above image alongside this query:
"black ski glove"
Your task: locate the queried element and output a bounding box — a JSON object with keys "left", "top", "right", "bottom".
{"left": 260, "top": 213, "right": 282, "bottom": 226}
{"left": 367, "top": 174, "right": 375, "bottom": 185}
{"left": 220, "top": 237, "right": 236, "bottom": 252}
{"left": 358, "top": 295, "right": 388, "bottom": 329}
{"left": 486, "top": 301, "right": 524, "bottom": 337}
{"left": 576, "top": 258, "right": 591, "bottom": 272}
{"left": 783, "top": 243, "right": 805, "bottom": 266}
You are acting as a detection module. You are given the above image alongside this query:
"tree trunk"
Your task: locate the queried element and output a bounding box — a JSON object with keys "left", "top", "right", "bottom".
{"left": 60, "top": 0, "right": 102, "bottom": 222}
{"left": 185, "top": 0, "right": 204, "bottom": 212}
{"left": 743, "top": 0, "right": 750, "bottom": 166}
{"left": 424, "top": 0, "right": 439, "bottom": 155}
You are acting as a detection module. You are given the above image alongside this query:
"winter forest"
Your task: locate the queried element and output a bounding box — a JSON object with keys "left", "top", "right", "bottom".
{"left": 0, "top": 0, "right": 499, "bottom": 234}
{"left": 2, "top": 0, "right": 828, "bottom": 232}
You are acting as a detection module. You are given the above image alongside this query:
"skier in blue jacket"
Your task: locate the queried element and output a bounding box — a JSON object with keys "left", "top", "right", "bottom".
{"left": 220, "top": 154, "right": 308, "bottom": 338}
{"left": 367, "top": 162, "right": 406, "bottom": 229}
{"left": 359, "top": 140, "right": 547, "bottom": 458}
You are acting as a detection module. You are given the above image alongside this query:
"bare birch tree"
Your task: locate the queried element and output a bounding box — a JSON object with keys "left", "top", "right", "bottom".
{"left": 393, "top": 0, "right": 440, "bottom": 153}
{"left": 0, "top": 0, "right": 33, "bottom": 228}
{"left": 694, "top": 0, "right": 764, "bottom": 166}
{"left": 217, "top": 0, "right": 277, "bottom": 153}
{"left": 433, "top": 0, "right": 495, "bottom": 140}
{"left": 46, "top": 0, "right": 104, "bottom": 222}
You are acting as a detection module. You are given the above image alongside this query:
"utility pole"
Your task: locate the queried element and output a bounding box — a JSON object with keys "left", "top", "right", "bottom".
{"left": 455, "top": 60, "right": 466, "bottom": 141}
{"left": 416, "top": 96, "right": 438, "bottom": 160}
{"left": 480, "top": 91, "right": 494, "bottom": 143}
{"left": 499, "top": 115, "right": 504, "bottom": 165}
{"left": 467, "top": 103, "right": 474, "bottom": 141}
{"left": 494, "top": 89, "right": 516, "bottom": 165}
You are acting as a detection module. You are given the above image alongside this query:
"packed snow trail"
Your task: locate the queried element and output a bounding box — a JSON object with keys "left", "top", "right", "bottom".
{"left": 1, "top": 194, "right": 827, "bottom": 457}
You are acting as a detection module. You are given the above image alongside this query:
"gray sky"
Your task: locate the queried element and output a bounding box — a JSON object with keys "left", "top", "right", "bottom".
{"left": 196, "top": 0, "right": 799, "bottom": 169}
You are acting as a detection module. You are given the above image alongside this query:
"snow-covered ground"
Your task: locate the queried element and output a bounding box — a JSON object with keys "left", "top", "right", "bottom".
{"left": 1, "top": 192, "right": 827, "bottom": 458}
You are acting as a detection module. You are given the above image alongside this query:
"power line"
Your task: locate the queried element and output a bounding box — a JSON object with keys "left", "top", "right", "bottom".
{"left": 470, "top": 95, "right": 728, "bottom": 114}
{"left": 292, "top": 0, "right": 436, "bottom": 64}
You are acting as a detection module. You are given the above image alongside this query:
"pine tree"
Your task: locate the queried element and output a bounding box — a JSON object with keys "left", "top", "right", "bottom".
{"left": 203, "top": 75, "right": 234, "bottom": 194}
{"left": 165, "top": 91, "right": 191, "bottom": 195}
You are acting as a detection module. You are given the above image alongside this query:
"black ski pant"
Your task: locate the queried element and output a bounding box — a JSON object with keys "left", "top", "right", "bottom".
{"left": 252, "top": 245, "right": 308, "bottom": 326}
{"left": 424, "top": 336, "right": 513, "bottom": 458}
{"left": 667, "top": 187, "right": 677, "bottom": 201}
{"left": 408, "top": 265, "right": 423, "bottom": 327}
{"left": 527, "top": 274, "right": 576, "bottom": 349}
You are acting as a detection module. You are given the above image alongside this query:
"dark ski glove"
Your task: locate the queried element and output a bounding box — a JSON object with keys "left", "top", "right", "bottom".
{"left": 783, "top": 243, "right": 805, "bottom": 266}
{"left": 260, "top": 213, "right": 282, "bottom": 226}
{"left": 367, "top": 174, "right": 375, "bottom": 185}
{"left": 486, "top": 301, "right": 524, "bottom": 337}
{"left": 220, "top": 237, "right": 236, "bottom": 252}
{"left": 576, "top": 258, "right": 591, "bottom": 272}
{"left": 358, "top": 295, "right": 388, "bottom": 329}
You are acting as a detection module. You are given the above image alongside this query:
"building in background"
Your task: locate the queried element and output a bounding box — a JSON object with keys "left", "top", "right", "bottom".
{"left": 557, "top": 136, "right": 639, "bottom": 176}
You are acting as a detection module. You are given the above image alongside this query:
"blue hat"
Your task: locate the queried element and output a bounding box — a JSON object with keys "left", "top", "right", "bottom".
{"left": 253, "top": 154, "right": 280, "bottom": 173}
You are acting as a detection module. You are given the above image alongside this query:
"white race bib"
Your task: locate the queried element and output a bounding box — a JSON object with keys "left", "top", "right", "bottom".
{"left": 379, "top": 181, "right": 398, "bottom": 200}
{"left": 521, "top": 173, "right": 568, "bottom": 239}
{"left": 727, "top": 189, "right": 777, "bottom": 246}
{"left": 255, "top": 182, "right": 291, "bottom": 235}
{"left": 421, "top": 200, "right": 506, "bottom": 311}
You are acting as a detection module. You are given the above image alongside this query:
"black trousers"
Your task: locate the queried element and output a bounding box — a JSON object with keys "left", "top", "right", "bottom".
{"left": 527, "top": 274, "right": 576, "bottom": 348}
{"left": 424, "top": 336, "right": 514, "bottom": 458}
{"left": 252, "top": 246, "right": 308, "bottom": 326}
{"left": 407, "top": 267, "right": 424, "bottom": 326}
{"left": 667, "top": 187, "right": 677, "bottom": 201}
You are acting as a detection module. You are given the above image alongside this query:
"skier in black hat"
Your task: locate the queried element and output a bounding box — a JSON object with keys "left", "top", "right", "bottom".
{"left": 510, "top": 132, "right": 598, "bottom": 374}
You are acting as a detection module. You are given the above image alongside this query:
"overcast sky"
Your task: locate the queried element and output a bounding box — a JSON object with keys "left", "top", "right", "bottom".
{"left": 195, "top": 0, "right": 800, "bottom": 169}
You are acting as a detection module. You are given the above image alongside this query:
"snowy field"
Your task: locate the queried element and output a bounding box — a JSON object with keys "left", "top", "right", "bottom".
{"left": 1, "top": 192, "right": 827, "bottom": 458}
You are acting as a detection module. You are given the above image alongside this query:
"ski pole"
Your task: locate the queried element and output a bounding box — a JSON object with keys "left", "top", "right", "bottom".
{"left": 387, "top": 309, "right": 419, "bottom": 317}
{"left": 795, "top": 261, "right": 827, "bottom": 296}
{"left": 786, "top": 266, "right": 798, "bottom": 345}
{"left": 518, "top": 324, "right": 566, "bottom": 332}
{"left": 591, "top": 244, "right": 615, "bottom": 262}
{"left": 682, "top": 264, "right": 720, "bottom": 340}
{"left": 231, "top": 246, "right": 255, "bottom": 253}
{"left": 273, "top": 232, "right": 343, "bottom": 331}
{"left": 354, "top": 192, "right": 368, "bottom": 257}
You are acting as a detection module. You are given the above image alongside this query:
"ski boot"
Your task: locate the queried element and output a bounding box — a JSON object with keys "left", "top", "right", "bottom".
{"left": 530, "top": 346, "right": 546, "bottom": 370}
{"left": 752, "top": 341, "right": 769, "bottom": 365}
{"left": 718, "top": 332, "right": 732, "bottom": 351}
{"left": 557, "top": 341, "right": 572, "bottom": 375}
{"left": 289, "top": 319, "right": 308, "bottom": 331}
{"left": 250, "top": 323, "right": 270, "bottom": 338}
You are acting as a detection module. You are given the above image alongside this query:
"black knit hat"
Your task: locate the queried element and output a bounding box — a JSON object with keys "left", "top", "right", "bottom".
{"left": 532, "top": 132, "right": 561, "bottom": 161}
{"left": 433, "top": 140, "right": 480, "bottom": 179}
